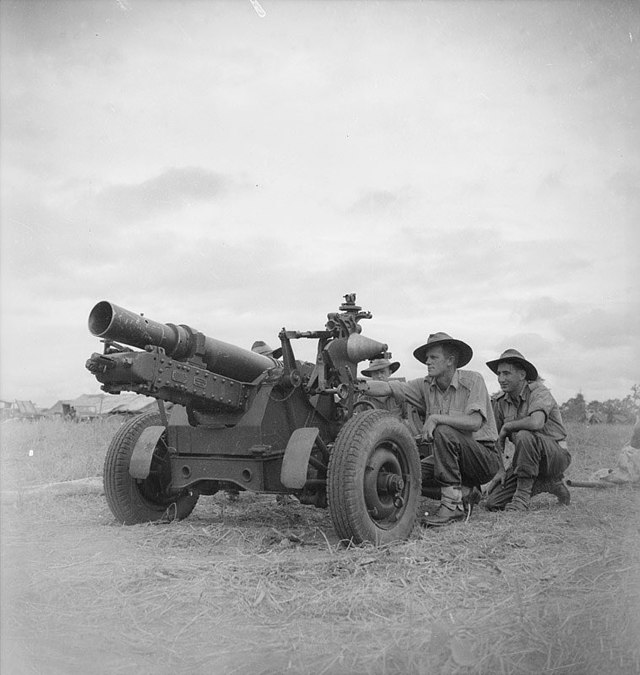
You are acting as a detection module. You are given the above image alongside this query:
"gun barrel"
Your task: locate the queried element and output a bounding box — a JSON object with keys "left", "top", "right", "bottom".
{"left": 88, "top": 301, "right": 274, "bottom": 382}
{"left": 89, "top": 301, "right": 191, "bottom": 356}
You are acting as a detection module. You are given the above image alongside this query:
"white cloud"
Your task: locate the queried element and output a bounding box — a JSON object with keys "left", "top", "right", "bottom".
{"left": 92, "top": 167, "right": 232, "bottom": 220}
{"left": 1, "top": 1, "right": 639, "bottom": 407}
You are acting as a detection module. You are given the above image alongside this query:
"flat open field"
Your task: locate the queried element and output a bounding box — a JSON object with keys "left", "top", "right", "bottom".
{"left": 1, "top": 419, "right": 639, "bottom": 674}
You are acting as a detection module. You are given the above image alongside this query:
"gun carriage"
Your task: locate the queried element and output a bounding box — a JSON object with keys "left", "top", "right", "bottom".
{"left": 86, "top": 294, "right": 421, "bottom": 544}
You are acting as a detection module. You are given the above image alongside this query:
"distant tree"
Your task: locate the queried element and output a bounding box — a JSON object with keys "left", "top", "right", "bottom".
{"left": 619, "top": 386, "right": 639, "bottom": 422}
{"left": 601, "top": 399, "right": 622, "bottom": 423}
{"left": 560, "top": 393, "right": 587, "bottom": 423}
{"left": 586, "top": 399, "right": 604, "bottom": 415}
{"left": 585, "top": 399, "right": 605, "bottom": 424}
{"left": 587, "top": 387, "right": 639, "bottom": 424}
{"left": 562, "top": 387, "right": 639, "bottom": 424}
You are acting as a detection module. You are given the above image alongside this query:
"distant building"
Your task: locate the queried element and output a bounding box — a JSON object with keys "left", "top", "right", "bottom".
{"left": 46, "top": 393, "right": 158, "bottom": 419}
{"left": 0, "top": 400, "right": 45, "bottom": 421}
{"left": 586, "top": 411, "right": 605, "bottom": 425}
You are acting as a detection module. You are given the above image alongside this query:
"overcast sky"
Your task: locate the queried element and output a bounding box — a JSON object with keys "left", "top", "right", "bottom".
{"left": 1, "top": 0, "right": 639, "bottom": 408}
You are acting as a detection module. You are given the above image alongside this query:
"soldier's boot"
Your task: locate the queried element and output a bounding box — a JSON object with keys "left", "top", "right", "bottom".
{"left": 505, "top": 477, "right": 535, "bottom": 512}
{"left": 547, "top": 480, "right": 571, "bottom": 505}
{"left": 422, "top": 486, "right": 466, "bottom": 527}
{"left": 531, "top": 478, "right": 571, "bottom": 505}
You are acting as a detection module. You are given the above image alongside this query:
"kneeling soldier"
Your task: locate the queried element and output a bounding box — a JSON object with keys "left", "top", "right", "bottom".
{"left": 363, "top": 333, "right": 501, "bottom": 526}
{"left": 484, "top": 349, "right": 571, "bottom": 511}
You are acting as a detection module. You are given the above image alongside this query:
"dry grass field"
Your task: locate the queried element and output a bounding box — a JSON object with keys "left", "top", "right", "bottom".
{"left": 1, "top": 419, "right": 639, "bottom": 675}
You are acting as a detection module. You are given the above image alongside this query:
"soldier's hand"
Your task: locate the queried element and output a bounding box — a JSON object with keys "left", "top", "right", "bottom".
{"left": 496, "top": 466, "right": 507, "bottom": 486}
{"left": 422, "top": 417, "right": 438, "bottom": 443}
{"left": 482, "top": 467, "right": 506, "bottom": 496}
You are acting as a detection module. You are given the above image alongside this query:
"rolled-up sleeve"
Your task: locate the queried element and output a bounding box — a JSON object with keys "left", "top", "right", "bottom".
{"left": 527, "top": 384, "right": 555, "bottom": 421}
{"left": 461, "top": 372, "right": 490, "bottom": 421}
{"left": 391, "top": 379, "right": 425, "bottom": 414}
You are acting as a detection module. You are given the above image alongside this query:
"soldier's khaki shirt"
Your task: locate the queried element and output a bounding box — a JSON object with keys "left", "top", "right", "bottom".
{"left": 389, "top": 370, "right": 498, "bottom": 443}
{"left": 492, "top": 381, "right": 567, "bottom": 441}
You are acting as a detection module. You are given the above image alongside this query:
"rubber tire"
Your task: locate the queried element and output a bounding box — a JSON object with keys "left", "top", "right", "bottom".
{"left": 328, "top": 409, "right": 421, "bottom": 545}
{"left": 103, "top": 412, "right": 199, "bottom": 525}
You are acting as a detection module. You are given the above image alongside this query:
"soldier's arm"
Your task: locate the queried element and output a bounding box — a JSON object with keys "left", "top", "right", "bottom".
{"left": 425, "top": 372, "right": 486, "bottom": 437}
{"left": 500, "top": 383, "right": 551, "bottom": 437}
{"left": 423, "top": 411, "right": 483, "bottom": 440}
{"left": 362, "top": 381, "right": 393, "bottom": 397}
{"left": 362, "top": 380, "right": 424, "bottom": 410}
{"left": 500, "top": 411, "right": 545, "bottom": 437}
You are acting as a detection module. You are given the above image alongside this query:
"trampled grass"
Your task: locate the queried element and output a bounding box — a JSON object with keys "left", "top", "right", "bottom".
{"left": 1, "top": 419, "right": 639, "bottom": 674}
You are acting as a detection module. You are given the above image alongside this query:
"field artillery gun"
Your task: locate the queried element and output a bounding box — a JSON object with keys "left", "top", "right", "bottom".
{"left": 86, "top": 294, "right": 421, "bottom": 544}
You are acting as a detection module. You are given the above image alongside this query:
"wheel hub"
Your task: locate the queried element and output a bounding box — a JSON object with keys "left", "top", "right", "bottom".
{"left": 364, "top": 444, "right": 407, "bottom": 522}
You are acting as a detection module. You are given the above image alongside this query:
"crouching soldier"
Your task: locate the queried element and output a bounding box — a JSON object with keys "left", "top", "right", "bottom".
{"left": 484, "top": 349, "right": 571, "bottom": 511}
{"left": 363, "top": 333, "right": 501, "bottom": 526}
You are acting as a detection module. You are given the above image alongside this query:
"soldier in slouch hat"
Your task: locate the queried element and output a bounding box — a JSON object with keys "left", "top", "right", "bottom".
{"left": 357, "top": 357, "right": 403, "bottom": 415}
{"left": 483, "top": 349, "right": 571, "bottom": 511}
{"left": 363, "top": 332, "right": 501, "bottom": 526}
{"left": 361, "top": 357, "right": 400, "bottom": 380}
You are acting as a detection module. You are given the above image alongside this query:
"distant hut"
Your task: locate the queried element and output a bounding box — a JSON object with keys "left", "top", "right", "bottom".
{"left": 47, "top": 393, "right": 158, "bottom": 419}
{"left": 14, "top": 401, "right": 44, "bottom": 421}
{"left": 586, "top": 411, "right": 605, "bottom": 425}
